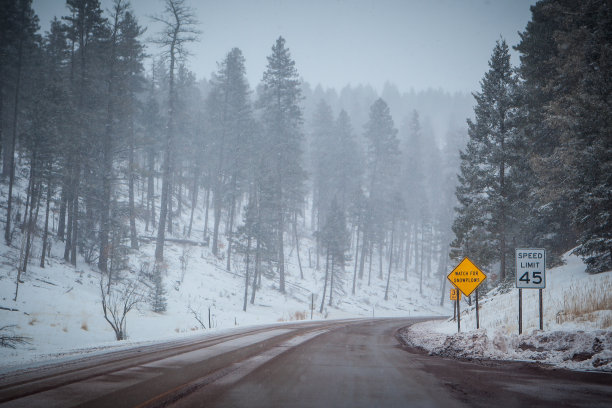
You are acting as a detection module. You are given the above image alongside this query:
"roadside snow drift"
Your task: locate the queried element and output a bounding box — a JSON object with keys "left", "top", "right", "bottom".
{"left": 400, "top": 252, "right": 612, "bottom": 371}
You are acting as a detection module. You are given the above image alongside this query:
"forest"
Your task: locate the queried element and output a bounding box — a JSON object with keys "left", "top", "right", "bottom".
{"left": 0, "top": 0, "right": 609, "bottom": 321}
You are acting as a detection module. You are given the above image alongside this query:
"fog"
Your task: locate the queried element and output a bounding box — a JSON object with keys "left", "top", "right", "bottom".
{"left": 33, "top": 0, "right": 535, "bottom": 93}
{"left": 2, "top": 1, "right": 608, "bottom": 372}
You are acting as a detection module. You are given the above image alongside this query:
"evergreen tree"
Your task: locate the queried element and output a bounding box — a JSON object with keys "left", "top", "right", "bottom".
{"left": 360, "top": 98, "right": 400, "bottom": 283}
{"left": 257, "top": 36, "right": 305, "bottom": 293}
{"left": 151, "top": 264, "right": 167, "bottom": 313}
{"left": 3, "top": 0, "right": 39, "bottom": 245}
{"left": 451, "top": 39, "right": 519, "bottom": 281}
{"left": 206, "top": 47, "right": 253, "bottom": 264}
{"left": 513, "top": 0, "right": 579, "bottom": 264}
{"left": 525, "top": 0, "right": 610, "bottom": 272}
{"left": 151, "top": 0, "right": 200, "bottom": 262}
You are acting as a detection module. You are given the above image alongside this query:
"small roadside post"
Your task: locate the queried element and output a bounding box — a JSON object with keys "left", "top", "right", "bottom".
{"left": 311, "top": 293, "right": 314, "bottom": 320}
{"left": 450, "top": 288, "right": 460, "bottom": 322}
{"left": 447, "top": 257, "right": 487, "bottom": 333}
{"left": 516, "top": 248, "right": 546, "bottom": 335}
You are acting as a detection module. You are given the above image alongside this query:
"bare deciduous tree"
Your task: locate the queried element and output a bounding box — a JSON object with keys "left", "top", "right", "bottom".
{"left": 100, "top": 277, "right": 143, "bottom": 340}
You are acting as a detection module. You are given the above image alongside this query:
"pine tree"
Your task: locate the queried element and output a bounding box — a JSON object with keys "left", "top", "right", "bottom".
{"left": 257, "top": 36, "right": 305, "bottom": 293}
{"left": 3, "top": 0, "right": 39, "bottom": 245}
{"left": 151, "top": 0, "right": 200, "bottom": 262}
{"left": 513, "top": 0, "right": 579, "bottom": 264}
{"left": 451, "top": 39, "right": 519, "bottom": 281}
{"left": 151, "top": 264, "right": 167, "bottom": 313}
{"left": 360, "top": 98, "right": 400, "bottom": 283}
{"left": 62, "top": 0, "right": 107, "bottom": 266}
{"left": 206, "top": 47, "right": 253, "bottom": 264}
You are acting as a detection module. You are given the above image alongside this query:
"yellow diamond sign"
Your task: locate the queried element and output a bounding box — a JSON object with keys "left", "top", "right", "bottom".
{"left": 447, "top": 257, "right": 487, "bottom": 297}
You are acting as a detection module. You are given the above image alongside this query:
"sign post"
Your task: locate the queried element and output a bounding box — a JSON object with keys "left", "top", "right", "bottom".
{"left": 475, "top": 288, "right": 480, "bottom": 329}
{"left": 447, "top": 257, "right": 487, "bottom": 333}
{"left": 516, "top": 248, "right": 546, "bottom": 334}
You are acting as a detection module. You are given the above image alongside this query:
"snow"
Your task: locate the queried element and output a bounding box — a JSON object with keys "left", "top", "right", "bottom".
{"left": 0, "top": 175, "right": 448, "bottom": 370}
{"left": 400, "top": 252, "right": 612, "bottom": 371}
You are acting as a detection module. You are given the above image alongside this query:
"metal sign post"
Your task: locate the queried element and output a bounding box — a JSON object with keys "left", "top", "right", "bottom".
{"left": 539, "top": 288, "right": 543, "bottom": 330}
{"left": 448, "top": 257, "right": 486, "bottom": 333}
{"left": 475, "top": 287, "right": 480, "bottom": 329}
{"left": 516, "top": 249, "right": 546, "bottom": 334}
{"left": 457, "top": 296, "right": 461, "bottom": 333}
{"left": 518, "top": 288, "right": 522, "bottom": 335}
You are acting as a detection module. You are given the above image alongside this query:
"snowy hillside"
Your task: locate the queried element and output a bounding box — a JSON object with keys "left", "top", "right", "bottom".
{"left": 0, "top": 175, "right": 449, "bottom": 369}
{"left": 400, "top": 252, "right": 612, "bottom": 371}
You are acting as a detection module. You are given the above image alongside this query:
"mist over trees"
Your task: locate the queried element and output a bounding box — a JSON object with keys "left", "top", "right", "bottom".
{"left": 0, "top": 0, "right": 609, "bottom": 318}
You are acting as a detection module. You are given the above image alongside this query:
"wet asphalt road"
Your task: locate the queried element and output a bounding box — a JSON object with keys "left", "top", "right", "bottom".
{"left": 174, "top": 319, "right": 612, "bottom": 408}
{"left": 1, "top": 318, "right": 610, "bottom": 407}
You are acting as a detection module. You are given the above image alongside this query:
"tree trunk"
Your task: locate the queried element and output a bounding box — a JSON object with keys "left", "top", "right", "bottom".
{"left": 40, "top": 168, "right": 52, "bottom": 268}
{"left": 146, "top": 148, "right": 155, "bottom": 231}
{"left": 24, "top": 168, "right": 43, "bottom": 274}
{"left": 64, "top": 171, "right": 73, "bottom": 262}
{"left": 378, "top": 240, "right": 384, "bottom": 279}
{"left": 404, "top": 224, "right": 412, "bottom": 280}
{"left": 320, "top": 248, "right": 330, "bottom": 313}
{"left": 167, "top": 172, "right": 173, "bottom": 234}
{"left": 419, "top": 224, "right": 424, "bottom": 295}
{"left": 278, "top": 210, "right": 285, "bottom": 293}
{"left": 328, "top": 256, "right": 335, "bottom": 306}
{"left": 352, "top": 224, "right": 360, "bottom": 294}
{"left": 368, "top": 241, "right": 373, "bottom": 286}
{"left": 250, "top": 237, "right": 261, "bottom": 304}
{"left": 212, "top": 200, "right": 221, "bottom": 255}
{"left": 187, "top": 169, "right": 198, "bottom": 237}
{"left": 128, "top": 108, "right": 138, "bottom": 249}
{"left": 226, "top": 193, "right": 235, "bottom": 271}
{"left": 57, "top": 183, "right": 67, "bottom": 240}
{"left": 4, "top": 10, "right": 25, "bottom": 244}
{"left": 385, "top": 222, "right": 395, "bottom": 301}
{"left": 293, "top": 213, "right": 304, "bottom": 279}
{"left": 70, "top": 165, "right": 79, "bottom": 266}
{"left": 243, "top": 233, "right": 251, "bottom": 312}
{"left": 203, "top": 182, "right": 211, "bottom": 239}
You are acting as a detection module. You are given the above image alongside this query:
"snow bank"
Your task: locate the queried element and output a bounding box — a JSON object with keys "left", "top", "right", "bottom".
{"left": 400, "top": 252, "right": 612, "bottom": 371}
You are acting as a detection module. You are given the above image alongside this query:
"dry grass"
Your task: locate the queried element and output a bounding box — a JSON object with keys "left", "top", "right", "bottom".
{"left": 278, "top": 310, "right": 308, "bottom": 322}
{"left": 293, "top": 311, "right": 306, "bottom": 320}
{"left": 81, "top": 321, "right": 88, "bottom": 331}
{"left": 555, "top": 275, "right": 612, "bottom": 329}
{"left": 28, "top": 317, "right": 38, "bottom": 326}
{"left": 62, "top": 326, "right": 68, "bottom": 333}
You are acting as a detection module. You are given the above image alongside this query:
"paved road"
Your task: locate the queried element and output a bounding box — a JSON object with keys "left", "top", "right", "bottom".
{"left": 1, "top": 318, "right": 610, "bottom": 407}
{"left": 176, "top": 319, "right": 612, "bottom": 408}
{"left": 177, "top": 318, "right": 461, "bottom": 408}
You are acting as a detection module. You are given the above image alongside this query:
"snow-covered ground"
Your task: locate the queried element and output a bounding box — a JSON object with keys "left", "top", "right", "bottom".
{"left": 400, "top": 252, "right": 612, "bottom": 371}
{"left": 0, "top": 175, "right": 449, "bottom": 369}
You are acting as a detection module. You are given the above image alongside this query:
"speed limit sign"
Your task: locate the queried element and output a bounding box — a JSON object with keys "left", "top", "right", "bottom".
{"left": 515, "top": 248, "right": 546, "bottom": 289}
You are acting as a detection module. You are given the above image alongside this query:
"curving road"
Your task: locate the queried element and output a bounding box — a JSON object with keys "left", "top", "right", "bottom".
{"left": 0, "top": 318, "right": 610, "bottom": 407}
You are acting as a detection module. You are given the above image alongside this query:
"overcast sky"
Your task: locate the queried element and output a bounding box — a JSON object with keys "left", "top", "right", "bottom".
{"left": 33, "top": 0, "right": 536, "bottom": 94}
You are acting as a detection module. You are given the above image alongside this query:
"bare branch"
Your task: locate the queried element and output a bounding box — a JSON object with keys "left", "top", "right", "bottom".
{"left": 0, "top": 325, "right": 31, "bottom": 349}
{"left": 148, "top": 0, "right": 201, "bottom": 62}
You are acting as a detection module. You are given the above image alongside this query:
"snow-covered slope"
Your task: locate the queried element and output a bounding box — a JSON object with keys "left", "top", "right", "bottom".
{"left": 0, "top": 175, "right": 449, "bottom": 368}
{"left": 400, "top": 252, "right": 612, "bottom": 371}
